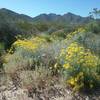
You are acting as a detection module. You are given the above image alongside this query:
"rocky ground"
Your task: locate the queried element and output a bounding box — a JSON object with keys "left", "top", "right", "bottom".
{"left": 0, "top": 81, "right": 100, "bottom": 100}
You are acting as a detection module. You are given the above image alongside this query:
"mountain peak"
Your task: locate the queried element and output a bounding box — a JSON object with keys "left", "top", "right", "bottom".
{"left": 0, "top": 8, "right": 8, "bottom": 11}
{"left": 67, "top": 12, "right": 74, "bottom": 15}
{"left": 0, "top": 8, "right": 15, "bottom": 13}
{"left": 63, "top": 12, "right": 80, "bottom": 17}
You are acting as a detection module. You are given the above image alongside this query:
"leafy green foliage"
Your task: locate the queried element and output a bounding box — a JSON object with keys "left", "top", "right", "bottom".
{"left": 86, "top": 21, "right": 100, "bottom": 34}
{"left": 58, "top": 42, "right": 100, "bottom": 91}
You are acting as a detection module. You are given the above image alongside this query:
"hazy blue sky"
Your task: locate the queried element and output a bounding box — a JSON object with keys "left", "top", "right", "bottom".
{"left": 0, "top": 0, "right": 99, "bottom": 17}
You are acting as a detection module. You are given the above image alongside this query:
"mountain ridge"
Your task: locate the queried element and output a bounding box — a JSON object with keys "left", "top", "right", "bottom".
{"left": 0, "top": 8, "right": 92, "bottom": 24}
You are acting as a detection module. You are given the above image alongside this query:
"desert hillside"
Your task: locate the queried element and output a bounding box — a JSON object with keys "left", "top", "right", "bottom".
{"left": 0, "top": 7, "right": 100, "bottom": 100}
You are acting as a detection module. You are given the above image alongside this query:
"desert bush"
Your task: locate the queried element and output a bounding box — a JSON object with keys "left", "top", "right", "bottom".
{"left": 37, "top": 34, "right": 53, "bottom": 42}
{"left": 86, "top": 21, "right": 100, "bottom": 34}
{"left": 66, "top": 28, "right": 86, "bottom": 40}
{"left": 20, "top": 67, "right": 52, "bottom": 89}
{"left": 76, "top": 31, "right": 100, "bottom": 55}
{"left": 3, "top": 36, "right": 63, "bottom": 74}
{"left": 65, "top": 27, "right": 100, "bottom": 56}
{"left": 51, "top": 30, "right": 66, "bottom": 39}
{"left": 3, "top": 38, "right": 66, "bottom": 90}
{"left": 12, "top": 36, "right": 46, "bottom": 51}
{"left": 58, "top": 42, "right": 100, "bottom": 91}
{"left": 4, "top": 49, "right": 32, "bottom": 73}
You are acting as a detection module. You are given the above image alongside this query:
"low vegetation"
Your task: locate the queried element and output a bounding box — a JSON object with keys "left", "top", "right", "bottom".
{"left": 0, "top": 8, "right": 100, "bottom": 99}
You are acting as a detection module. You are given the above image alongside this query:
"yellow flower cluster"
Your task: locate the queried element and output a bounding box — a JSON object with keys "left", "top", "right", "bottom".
{"left": 67, "top": 72, "right": 84, "bottom": 85}
{"left": 63, "top": 63, "right": 70, "bottom": 69}
{"left": 31, "top": 37, "right": 46, "bottom": 43}
{"left": 66, "top": 28, "right": 85, "bottom": 40}
{"left": 4, "top": 53, "right": 12, "bottom": 63}
{"left": 59, "top": 42, "right": 100, "bottom": 91}
{"left": 13, "top": 37, "right": 46, "bottom": 50}
{"left": 61, "top": 42, "right": 98, "bottom": 69}
{"left": 67, "top": 72, "right": 84, "bottom": 90}
{"left": 13, "top": 40, "right": 38, "bottom": 50}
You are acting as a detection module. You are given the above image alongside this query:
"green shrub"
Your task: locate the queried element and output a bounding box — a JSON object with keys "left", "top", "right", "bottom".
{"left": 86, "top": 21, "right": 100, "bottom": 34}
{"left": 58, "top": 42, "right": 100, "bottom": 91}
{"left": 3, "top": 36, "right": 63, "bottom": 74}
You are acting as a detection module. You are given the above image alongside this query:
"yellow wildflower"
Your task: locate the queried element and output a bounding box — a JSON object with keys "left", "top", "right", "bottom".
{"left": 63, "top": 63, "right": 70, "bottom": 69}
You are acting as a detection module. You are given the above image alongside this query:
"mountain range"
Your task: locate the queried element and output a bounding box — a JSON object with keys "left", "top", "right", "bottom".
{"left": 0, "top": 8, "right": 92, "bottom": 24}
{"left": 0, "top": 8, "right": 93, "bottom": 48}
